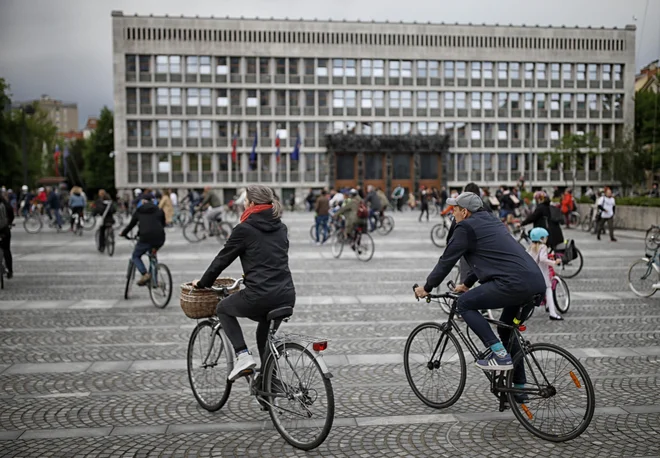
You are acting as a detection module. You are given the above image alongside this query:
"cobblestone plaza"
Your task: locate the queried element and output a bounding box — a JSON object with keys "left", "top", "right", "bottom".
{"left": 0, "top": 213, "right": 659, "bottom": 456}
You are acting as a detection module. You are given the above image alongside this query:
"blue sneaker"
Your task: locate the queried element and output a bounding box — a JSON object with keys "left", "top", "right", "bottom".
{"left": 475, "top": 352, "right": 514, "bottom": 371}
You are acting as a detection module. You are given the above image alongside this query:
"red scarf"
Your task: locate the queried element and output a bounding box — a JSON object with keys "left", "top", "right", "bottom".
{"left": 240, "top": 204, "right": 273, "bottom": 223}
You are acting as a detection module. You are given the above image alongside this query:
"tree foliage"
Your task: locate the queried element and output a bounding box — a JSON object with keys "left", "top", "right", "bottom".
{"left": 545, "top": 133, "right": 599, "bottom": 189}
{"left": 82, "top": 107, "right": 115, "bottom": 194}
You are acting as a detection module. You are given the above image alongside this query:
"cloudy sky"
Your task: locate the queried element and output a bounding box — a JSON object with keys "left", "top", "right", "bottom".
{"left": 0, "top": 0, "right": 658, "bottom": 128}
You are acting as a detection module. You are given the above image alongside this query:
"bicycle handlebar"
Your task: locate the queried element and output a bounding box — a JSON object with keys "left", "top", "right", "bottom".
{"left": 210, "top": 277, "right": 243, "bottom": 293}
{"left": 413, "top": 281, "right": 460, "bottom": 303}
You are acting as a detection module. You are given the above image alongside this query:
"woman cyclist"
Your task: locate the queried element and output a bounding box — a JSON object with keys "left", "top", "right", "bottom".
{"left": 193, "top": 185, "right": 296, "bottom": 381}
{"left": 69, "top": 186, "right": 86, "bottom": 232}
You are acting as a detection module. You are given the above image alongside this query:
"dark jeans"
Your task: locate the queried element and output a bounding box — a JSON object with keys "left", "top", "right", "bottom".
{"left": 419, "top": 204, "right": 429, "bottom": 221}
{"left": 97, "top": 224, "right": 112, "bottom": 251}
{"left": 368, "top": 209, "right": 378, "bottom": 232}
{"left": 216, "top": 290, "right": 295, "bottom": 363}
{"left": 131, "top": 241, "right": 160, "bottom": 275}
{"left": 0, "top": 230, "right": 12, "bottom": 274}
{"left": 596, "top": 217, "right": 615, "bottom": 240}
{"left": 315, "top": 215, "right": 329, "bottom": 242}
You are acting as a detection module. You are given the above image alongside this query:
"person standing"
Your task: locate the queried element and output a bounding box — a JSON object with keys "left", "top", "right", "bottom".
{"left": 159, "top": 189, "right": 174, "bottom": 226}
{"left": 392, "top": 184, "right": 405, "bottom": 212}
{"left": 47, "top": 187, "right": 63, "bottom": 230}
{"left": 314, "top": 189, "right": 330, "bottom": 244}
{"left": 418, "top": 186, "right": 429, "bottom": 222}
{"left": 596, "top": 188, "right": 617, "bottom": 242}
{"left": 440, "top": 186, "right": 448, "bottom": 211}
{"left": 0, "top": 192, "right": 15, "bottom": 279}
{"left": 561, "top": 189, "right": 574, "bottom": 229}
{"left": 305, "top": 188, "right": 315, "bottom": 212}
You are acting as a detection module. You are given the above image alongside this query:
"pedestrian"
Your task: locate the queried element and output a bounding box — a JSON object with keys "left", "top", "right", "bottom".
{"left": 93, "top": 189, "right": 115, "bottom": 252}
{"left": 159, "top": 189, "right": 174, "bottom": 226}
{"left": 561, "top": 189, "right": 574, "bottom": 228}
{"left": 47, "top": 187, "right": 63, "bottom": 230}
{"left": 0, "top": 192, "right": 14, "bottom": 279}
{"left": 305, "top": 188, "right": 315, "bottom": 212}
{"left": 391, "top": 184, "right": 405, "bottom": 212}
{"left": 418, "top": 186, "right": 429, "bottom": 222}
{"left": 440, "top": 186, "right": 448, "bottom": 210}
{"left": 314, "top": 189, "right": 330, "bottom": 244}
{"left": 596, "top": 187, "right": 617, "bottom": 242}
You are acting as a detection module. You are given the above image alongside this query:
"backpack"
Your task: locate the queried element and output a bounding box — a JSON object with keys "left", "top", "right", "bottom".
{"left": 563, "top": 239, "right": 578, "bottom": 262}
{"left": 548, "top": 205, "right": 564, "bottom": 224}
{"left": 357, "top": 201, "right": 369, "bottom": 219}
{"left": 0, "top": 204, "right": 7, "bottom": 230}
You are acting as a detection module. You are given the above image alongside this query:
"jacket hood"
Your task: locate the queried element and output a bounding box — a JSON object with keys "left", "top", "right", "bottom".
{"left": 138, "top": 202, "right": 159, "bottom": 214}
{"left": 244, "top": 208, "right": 283, "bottom": 233}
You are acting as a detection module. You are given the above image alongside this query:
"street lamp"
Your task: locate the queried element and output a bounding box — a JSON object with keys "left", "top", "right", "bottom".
{"left": 21, "top": 104, "right": 36, "bottom": 186}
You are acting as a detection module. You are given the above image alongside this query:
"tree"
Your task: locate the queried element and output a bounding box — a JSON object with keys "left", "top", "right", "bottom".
{"left": 545, "top": 133, "right": 599, "bottom": 189}
{"left": 64, "top": 137, "right": 87, "bottom": 187}
{"left": 604, "top": 129, "right": 644, "bottom": 194}
{"left": 83, "top": 107, "right": 115, "bottom": 194}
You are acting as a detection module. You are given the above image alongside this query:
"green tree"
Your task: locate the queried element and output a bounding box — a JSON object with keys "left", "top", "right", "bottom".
{"left": 634, "top": 91, "right": 660, "bottom": 179}
{"left": 83, "top": 107, "right": 115, "bottom": 194}
{"left": 604, "top": 129, "right": 645, "bottom": 194}
{"left": 545, "top": 133, "right": 599, "bottom": 189}
{"left": 63, "top": 137, "right": 87, "bottom": 186}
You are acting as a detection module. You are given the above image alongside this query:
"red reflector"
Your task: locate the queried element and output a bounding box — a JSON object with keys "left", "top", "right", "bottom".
{"left": 519, "top": 325, "right": 527, "bottom": 332}
{"left": 312, "top": 341, "right": 328, "bottom": 352}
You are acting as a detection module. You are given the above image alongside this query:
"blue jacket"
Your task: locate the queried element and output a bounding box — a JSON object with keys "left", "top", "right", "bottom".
{"left": 424, "top": 209, "right": 545, "bottom": 294}
{"left": 69, "top": 193, "right": 86, "bottom": 208}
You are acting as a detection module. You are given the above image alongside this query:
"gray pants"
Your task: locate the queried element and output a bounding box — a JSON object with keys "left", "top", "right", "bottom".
{"left": 205, "top": 206, "right": 223, "bottom": 231}
{"left": 596, "top": 217, "right": 615, "bottom": 240}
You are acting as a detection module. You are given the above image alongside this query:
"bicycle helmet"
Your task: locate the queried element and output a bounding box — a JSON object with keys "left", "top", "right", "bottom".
{"left": 134, "top": 188, "right": 143, "bottom": 196}
{"left": 529, "top": 227, "right": 549, "bottom": 242}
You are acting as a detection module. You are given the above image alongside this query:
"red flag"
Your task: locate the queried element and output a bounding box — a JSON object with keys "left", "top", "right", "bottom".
{"left": 231, "top": 134, "right": 238, "bottom": 163}
{"left": 53, "top": 145, "right": 61, "bottom": 176}
{"left": 275, "top": 135, "right": 281, "bottom": 163}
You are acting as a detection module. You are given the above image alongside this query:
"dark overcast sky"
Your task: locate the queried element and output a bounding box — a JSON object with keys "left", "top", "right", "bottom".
{"left": 0, "top": 0, "right": 658, "bottom": 129}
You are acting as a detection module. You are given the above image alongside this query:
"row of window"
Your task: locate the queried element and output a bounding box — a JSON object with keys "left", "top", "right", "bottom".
{"left": 131, "top": 88, "right": 624, "bottom": 111}
{"left": 450, "top": 152, "right": 605, "bottom": 173}
{"left": 127, "top": 55, "right": 624, "bottom": 82}
{"left": 123, "top": 25, "right": 627, "bottom": 52}
{"left": 126, "top": 119, "right": 620, "bottom": 143}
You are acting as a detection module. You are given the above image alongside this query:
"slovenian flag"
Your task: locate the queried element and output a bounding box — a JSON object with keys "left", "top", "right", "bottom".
{"left": 275, "top": 134, "right": 281, "bottom": 163}
{"left": 291, "top": 135, "right": 300, "bottom": 161}
{"left": 231, "top": 131, "right": 238, "bottom": 163}
{"left": 249, "top": 132, "right": 257, "bottom": 170}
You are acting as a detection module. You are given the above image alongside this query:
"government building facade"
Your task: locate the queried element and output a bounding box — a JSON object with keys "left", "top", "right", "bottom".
{"left": 111, "top": 11, "right": 636, "bottom": 202}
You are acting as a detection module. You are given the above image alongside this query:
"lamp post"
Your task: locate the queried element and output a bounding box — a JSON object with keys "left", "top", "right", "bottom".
{"left": 20, "top": 104, "right": 36, "bottom": 186}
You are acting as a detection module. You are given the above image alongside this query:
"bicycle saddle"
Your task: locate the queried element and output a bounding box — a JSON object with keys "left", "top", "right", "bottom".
{"left": 267, "top": 307, "right": 293, "bottom": 322}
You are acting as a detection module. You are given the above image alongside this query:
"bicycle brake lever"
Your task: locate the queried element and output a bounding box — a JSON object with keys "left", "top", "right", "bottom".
{"left": 412, "top": 283, "right": 420, "bottom": 301}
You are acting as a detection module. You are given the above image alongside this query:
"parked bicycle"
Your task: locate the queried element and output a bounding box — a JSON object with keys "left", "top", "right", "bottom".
{"left": 123, "top": 236, "right": 172, "bottom": 308}
{"left": 404, "top": 281, "right": 595, "bottom": 442}
{"left": 330, "top": 219, "right": 374, "bottom": 262}
{"left": 628, "top": 246, "right": 660, "bottom": 297}
{"left": 183, "top": 213, "right": 233, "bottom": 244}
{"left": 186, "top": 278, "right": 334, "bottom": 450}
{"left": 430, "top": 216, "right": 452, "bottom": 248}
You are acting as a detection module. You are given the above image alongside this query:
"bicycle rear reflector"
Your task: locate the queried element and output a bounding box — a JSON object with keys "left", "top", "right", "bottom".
{"left": 313, "top": 341, "right": 328, "bottom": 352}
{"left": 518, "top": 325, "right": 527, "bottom": 332}
{"left": 570, "top": 371, "right": 582, "bottom": 388}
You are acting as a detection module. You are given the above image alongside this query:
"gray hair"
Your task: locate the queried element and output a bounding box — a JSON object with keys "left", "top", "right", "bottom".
{"left": 246, "top": 184, "right": 282, "bottom": 218}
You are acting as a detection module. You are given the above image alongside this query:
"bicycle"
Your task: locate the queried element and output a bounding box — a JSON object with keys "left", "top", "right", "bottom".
{"left": 430, "top": 216, "right": 451, "bottom": 248}
{"left": 71, "top": 211, "right": 84, "bottom": 236}
{"left": 308, "top": 218, "right": 337, "bottom": 243}
{"left": 404, "top": 281, "right": 595, "bottom": 442}
{"left": 369, "top": 212, "right": 394, "bottom": 236}
{"left": 123, "top": 237, "right": 172, "bottom": 308}
{"left": 645, "top": 225, "right": 660, "bottom": 252}
{"left": 187, "top": 278, "right": 334, "bottom": 450}
{"left": 628, "top": 246, "right": 660, "bottom": 297}
{"left": 95, "top": 224, "right": 116, "bottom": 257}
{"left": 183, "top": 212, "right": 233, "bottom": 244}
{"left": 527, "top": 272, "right": 571, "bottom": 318}
{"left": 331, "top": 220, "right": 374, "bottom": 262}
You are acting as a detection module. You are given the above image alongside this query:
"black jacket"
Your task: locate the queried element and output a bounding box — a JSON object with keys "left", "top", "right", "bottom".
{"left": 198, "top": 209, "right": 295, "bottom": 306}
{"left": 365, "top": 191, "right": 382, "bottom": 212}
{"left": 520, "top": 201, "right": 564, "bottom": 250}
{"left": 424, "top": 210, "right": 545, "bottom": 295}
{"left": 93, "top": 199, "right": 116, "bottom": 225}
{"left": 0, "top": 198, "right": 14, "bottom": 235}
{"left": 120, "top": 202, "right": 165, "bottom": 246}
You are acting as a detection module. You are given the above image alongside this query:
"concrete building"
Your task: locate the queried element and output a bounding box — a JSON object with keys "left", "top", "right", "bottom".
{"left": 635, "top": 60, "right": 659, "bottom": 93}
{"left": 111, "top": 11, "right": 635, "bottom": 201}
{"left": 20, "top": 95, "right": 79, "bottom": 134}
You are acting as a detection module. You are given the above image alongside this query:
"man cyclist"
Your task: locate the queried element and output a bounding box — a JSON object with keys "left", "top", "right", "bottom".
{"left": 334, "top": 189, "right": 367, "bottom": 244}
{"left": 120, "top": 193, "right": 166, "bottom": 286}
{"left": 415, "top": 192, "right": 545, "bottom": 372}
{"left": 93, "top": 189, "right": 116, "bottom": 252}
{"left": 198, "top": 186, "right": 223, "bottom": 234}
{"left": 365, "top": 185, "right": 383, "bottom": 232}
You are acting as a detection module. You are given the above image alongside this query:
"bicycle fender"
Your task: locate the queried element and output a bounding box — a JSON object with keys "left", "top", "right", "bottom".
{"left": 312, "top": 352, "right": 333, "bottom": 379}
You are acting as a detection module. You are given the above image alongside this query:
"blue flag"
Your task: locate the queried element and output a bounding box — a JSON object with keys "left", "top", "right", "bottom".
{"left": 249, "top": 133, "right": 257, "bottom": 170}
{"left": 291, "top": 136, "right": 300, "bottom": 161}
{"left": 63, "top": 145, "right": 70, "bottom": 177}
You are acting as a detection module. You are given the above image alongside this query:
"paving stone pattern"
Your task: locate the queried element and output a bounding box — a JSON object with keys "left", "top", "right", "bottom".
{"left": 0, "top": 212, "right": 659, "bottom": 457}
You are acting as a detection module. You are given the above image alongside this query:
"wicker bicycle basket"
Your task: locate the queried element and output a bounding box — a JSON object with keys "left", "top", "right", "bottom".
{"left": 180, "top": 278, "right": 239, "bottom": 319}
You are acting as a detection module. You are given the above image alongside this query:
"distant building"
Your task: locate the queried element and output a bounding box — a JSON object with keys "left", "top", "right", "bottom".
{"left": 635, "top": 60, "right": 659, "bottom": 93}
{"left": 83, "top": 116, "right": 99, "bottom": 139}
{"left": 18, "top": 95, "right": 79, "bottom": 133}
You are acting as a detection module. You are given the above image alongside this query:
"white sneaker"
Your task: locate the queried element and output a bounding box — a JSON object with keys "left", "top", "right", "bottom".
{"left": 229, "top": 352, "right": 256, "bottom": 381}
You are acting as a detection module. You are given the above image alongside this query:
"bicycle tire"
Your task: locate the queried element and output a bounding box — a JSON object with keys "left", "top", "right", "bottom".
{"left": 557, "top": 248, "right": 583, "bottom": 279}
{"left": 187, "top": 320, "right": 232, "bottom": 412}
{"left": 569, "top": 213, "right": 580, "bottom": 227}
{"left": 627, "top": 259, "right": 659, "bottom": 298}
{"left": 309, "top": 224, "right": 316, "bottom": 242}
{"left": 107, "top": 229, "right": 115, "bottom": 257}
{"left": 124, "top": 261, "right": 135, "bottom": 300}
{"left": 264, "top": 342, "right": 334, "bottom": 451}
{"left": 430, "top": 223, "right": 447, "bottom": 248}
{"left": 83, "top": 213, "right": 96, "bottom": 231}
{"left": 507, "top": 343, "right": 595, "bottom": 442}
{"left": 403, "top": 322, "right": 466, "bottom": 409}
{"left": 355, "top": 232, "right": 374, "bottom": 262}
{"left": 331, "top": 232, "right": 344, "bottom": 259}
{"left": 376, "top": 216, "right": 394, "bottom": 235}
{"left": 215, "top": 222, "right": 233, "bottom": 243}
{"left": 645, "top": 226, "right": 660, "bottom": 251}
{"left": 149, "top": 263, "right": 172, "bottom": 308}
{"left": 113, "top": 214, "right": 124, "bottom": 230}
{"left": 183, "top": 221, "right": 206, "bottom": 243}
{"left": 553, "top": 277, "right": 570, "bottom": 313}
{"left": 23, "top": 215, "right": 42, "bottom": 234}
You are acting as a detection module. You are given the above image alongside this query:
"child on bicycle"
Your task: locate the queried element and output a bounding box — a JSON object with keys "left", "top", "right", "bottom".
{"left": 527, "top": 228, "right": 563, "bottom": 321}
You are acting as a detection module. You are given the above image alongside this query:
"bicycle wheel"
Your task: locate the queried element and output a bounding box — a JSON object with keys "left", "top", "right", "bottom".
{"left": 507, "top": 343, "right": 595, "bottom": 442}
{"left": 187, "top": 320, "right": 232, "bottom": 412}
{"left": 83, "top": 213, "right": 96, "bottom": 231}
{"left": 403, "top": 322, "right": 466, "bottom": 409}
{"left": 107, "top": 229, "right": 115, "bottom": 257}
{"left": 183, "top": 221, "right": 206, "bottom": 243}
{"left": 355, "top": 232, "right": 374, "bottom": 262}
{"left": 580, "top": 216, "right": 591, "bottom": 232}
{"left": 627, "top": 259, "right": 659, "bottom": 298}
{"left": 376, "top": 216, "right": 394, "bottom": 235}
{"left": 309, "top": 224, "right": 317, "bottom": 242}
{"left": 264, "top": 342, "right": 334, "bottom": 451}
{"left": 557, "top": 249, "right": 583, "bottom": 279}
{"left": 645, "top": 226, "right": 660, "bottom": 251}
{"left": 23, "top": 215, "right": 42, "bottom": 234}
{"left": 124, "top": 261, "right": 136, "bottom": 300}
{"left": 149, "top": 263, "right": 172, "bottom": 308}
{"left": 569, "top": 213, "right": 579, "bottom": 227}
{"left": 331, "top": 232, "right": 345, "bottom": 259}
{"left": 553, "top": 277, "right": 570, "bottom": 314}
{"left": 215, "top": 222, "right": 233, "bottom": 243}
{"left": 430, "top": 223, "right": 447, "bottom": 248}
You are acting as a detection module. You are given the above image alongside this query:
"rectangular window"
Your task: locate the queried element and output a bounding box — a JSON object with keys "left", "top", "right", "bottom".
{"left": 418, "top": 122, "right": 428, "bottom": 136}
{"left": 483, "top": 92, "right": 493, "bottom": 109}
{"left": 456, "top": 92, "right": 466, "bottom": 109}
{"left": 389, "top": 60, "right": 400, "bottom": 77}
{"left": 498, "top": 123, "right": 508, "bottom": 140}
{"left": 200, "top": 88, "right": 211, "bottom": 106}
{"left": 125, "top": 55, "right": 137, "bottom": 72}
{"left": 498, "top": 62, "right": 507, "bottom": 79}
{"left": 483, "top": 62, "right": 493, "bottom": 79}
{"left": 524, "top": 93, "right": 533, "bottom": 110}
{"left": 373, "top": 60, "right": 384, "bottom": 77}
{"left": 216, "top": 89, "right": 229, "bottom": 107}
{"left": 524, "top": 63, "right": 534, "bottom": 79}
{"left": 471, "top": 62, "right": 481, "bottom": 79}
{"left": 187, "top": 56, "right": 198, "bottom": 74}
{"left": 157, "top": 88, "right": 168, "bottom": 105}
{"left": 401, "top": 61, "right": 412, "bottom": 77}
{"left": 614, "top": 64, "right": 622, "bottom": 81}
{"left": 456, "top": 61, "right": 466, "bottom": 78}
{"left": 563, "top": 93, "right": 571, "bottom": 109}
{"left": 316, "top": 58, "right": 328, "bottom": 76}
{"left": 577, "top": 93, "right": 586, "bottom": 109}
{"left": 471, "top": 92, "right": 481, "bottom": 109}
{"left": 373, "top": 122, "right": 384, "bottom": 135}
{"left": 498, "top": 92, "right": 508, "bottom": 108}
{"left": 429, "top": 61, "right": 439, "bottom": 77}
{"left": 588, "top": 64, "right": 597, "bottom": 80}
{"left": 445, "top": 92, "right": 454, "bottom": 109}
{"left": 510, "top": 63, "right": 520, "bottom": 79}
{"left": 246, "top": 57, "right": 257, "bottom": 74}
{"left": 445, "top": 61, "right": 455, "bottom": 78}
{"left": 200, "top": 56, "right": 211, "bottom": 74}
{"left": 345, "top": 90, "right": 356, "bottom": 108}
{"left": 156, "top": 55, "right": 168, "bottom": 73}
{"left": 401, "top": 91, "right": 412, "bottom": 108}
{"left": 333, "top": 90, "right": 344, "bottom": 108}
{"left": 401, "top": 122, "right": 411, "bottom": 135}
{"left": 588, "top": 94, "right": 598, "bottom": 110}
{"left": 471, "top": 154, "right": 481, "bottom": 171}
{"left": 429, "top": 92, "right": 439, "bottom": 108}
{"left": 276, "top": 58, "right": 286, "bottom": 75}
{"left": 417, "top": 61, "right": 427, "bottom": 78}
{"left": 365, "top": 154, "right": 383, "bottom": 179}
{"left": 361, "top": 60, "right": 372, "bottom": 77}
{"left": 390, "top": 91, "right": 400, "bottom": 108}
{"left": 362, "top": 90, "right": 372, "bottom": 108}
{"left": 188, "top": 120, "right": 199, "bottom": 137}
{"left": 333, "top": 59, "right": 344, "bottom": 77}
{"left": 373, "top": 91, "right": 384, "bottom": 108}
{"left": 345, "top": 59, "right": 356, "bottom": 77}
{"left": 170, "top": 88, "right": 181, "bottom": 106}
{"left": 551, "top": 93, "right": 560, "bottom": 110}
{"left": 536, "top": 63, "right": 546, "bottom": 79}
{"left": 562, "top": 63, "right": 572, "bottom": 80}
{"left": 428, "top": 122, "right": 438, "bottom": 135}
{"left": 158, "top": 120, "right": 169, "bottom": 137}
{"left": 536, "top": 93, "right": 546, "bottom": 109}
{"left": 417, "top": 91, "right": 427, "bottom": 108}
{"left": 170, "top": 56, "right": 181, "bottom": 73}
{"left": 551, "top": 63, "right": 560, "bottom": 80}
{"left": 393, "top": 154, "right": 411, "bottom": 179}
{"left": 602, "top": 64, "right": 611, "bottom": 81}
{"left": 187, "top": 88, "right": 199, "bottom": 106}
{"left": 471, "top": 123, "right": 481, "bottom": 140}
{"left": 304, "top": 58, "right": 314, "bottom": 76}
{"left": 336, "top": 155, "right": 355, "bottom": 180}
{"left": 391, "top": 122, "right": 400, "bottom": 135}
{"left": 171, "top": 120, "right": 182, "bottom": 138}
{"left": 498, "top": 153, "right": 508, "bottom": 171}
{"left": 201, "top": 120, "right": 211, "bottom": 138}
{"left": 577, "top": 64, "right": 586, "bottom": 80}
{"left": 289, "top": 58, "right": 299, "bottom": 75}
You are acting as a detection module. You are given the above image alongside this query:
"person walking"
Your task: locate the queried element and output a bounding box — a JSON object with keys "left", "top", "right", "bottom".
{"left": 93, "top": 189, "right": 115, "bottom": 252}
{"left": 561, "top": 189, "right": 574, "bottom": 229}
{"left": 418, "top": 186, "right": 429, "bottom": 222}
{"left": 391, "top": 184, "right": 405, "bottom": 211}
{"left": 159, "top": 189, "right": 174, "bottom": 226}
{"left": 314, "top": 189, "right": 330, "bottom": 244}
{"left": 596, "top": 188, "right": 617, "bottom": 242}
{"left": 0, "top": 192, "right": 15, "bottom": 279}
